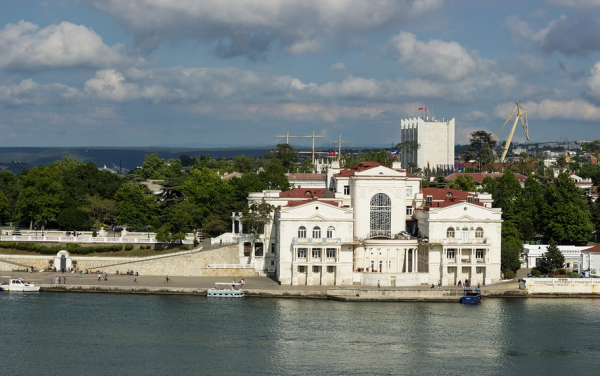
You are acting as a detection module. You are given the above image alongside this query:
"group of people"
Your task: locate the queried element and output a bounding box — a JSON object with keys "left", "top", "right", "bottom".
{"left": 116, "top": 270, "right": 137, "bottom": 276}
{"left": 65, "top": 230, "right": 78, "bottom": 237}
{"left": 50, "top": 276, "right": 66, "bottom": 285}
{"left": 457, "top": 279, "right": 472, "bottom": 288}
{"left": 97, "top": 273, "right": 108, "bottom": 281}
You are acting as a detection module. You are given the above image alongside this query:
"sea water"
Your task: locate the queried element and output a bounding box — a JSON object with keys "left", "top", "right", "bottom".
{"left": 1, "top": 293, "right": 599, "bottom": 376}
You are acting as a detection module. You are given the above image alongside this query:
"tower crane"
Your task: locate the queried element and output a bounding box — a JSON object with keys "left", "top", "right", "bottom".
{"left": 494, "top": 101, "right": 531, "bottom": 163}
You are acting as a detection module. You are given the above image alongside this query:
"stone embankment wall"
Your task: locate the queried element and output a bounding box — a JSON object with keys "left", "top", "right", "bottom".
{"left": 525, "top": 278, "right": 600, "bottom": 295}
{"left": 0, "top": 245, "right": 259, "bottom": 277}
{"left": 328, "top": 287, "right": 464, "bottom": 301}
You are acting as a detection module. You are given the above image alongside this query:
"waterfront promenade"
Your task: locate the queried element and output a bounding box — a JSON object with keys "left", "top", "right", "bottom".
{"left": 1, "top": 270, "right": 525, "bottom": 300}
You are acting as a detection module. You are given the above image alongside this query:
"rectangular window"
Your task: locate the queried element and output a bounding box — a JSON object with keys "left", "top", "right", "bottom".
{"left": 344, "top": 185, "right": 350, "bottom": 195}
{"left": 476, "top": 249, "right": 484, "bottom": 259}
{"left": 298, "top": 266, "right": 305, "bottom": 273}
{"left": 447, "top": 249, "right": 455, "bottom": 259}
{"left": 312, "top": 248, "right": 322, "bottom": 259}
{"left": 406, "top": 206, "right": 413, "bottom": 216}
{"left": 447, "top": 266, "right": 454, "bottom": 274}
{"left": 271, "top": 243, "right": 276, "bottom": 254}
{"left": 476, "top": 267, "right": 482, "bottom": 274}
{"left": 406, "top": 186, "right": 413, "bottom": 197}
{"left": 313, "top": 266, "right": 320, "bottom": 273}
{"left": 327, "top": 266, "right": 334, "bottom": 273}
{"left": 297, "top": 248, "right": 307, "bottom": 258}
{"left": 326, "top": 248, "right": 336, "bottom": 258}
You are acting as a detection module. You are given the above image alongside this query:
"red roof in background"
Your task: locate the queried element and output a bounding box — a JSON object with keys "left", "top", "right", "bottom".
{"left": 279, "top": 188, "right": 327, "bottom": 198}
{"left": 335, "top": 161, "right": 409, "bottom": 177}
{"left": 583, "top": 244, "right": 600, "bottom": 253}
{"left": 421, "top": 187, "right": 476, "bottom": 201}
{"left": 421, "top": 201, "right": 485, "bottom": 211}
{"left": 285, "top": 199, "right": 340, "bottom": 207}
{"left": 446, "top": 172, "right": 528, "bottom": 183}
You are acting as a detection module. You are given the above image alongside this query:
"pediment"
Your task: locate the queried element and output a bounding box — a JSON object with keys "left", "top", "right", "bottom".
{"left": 355, "top": 165, "right": 403, "bottom": 177}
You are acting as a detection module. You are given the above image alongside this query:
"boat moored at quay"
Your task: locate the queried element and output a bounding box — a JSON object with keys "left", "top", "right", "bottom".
{"left": 1, "top": 278, "right": 41, "bottom": 292}
{"left": 207, "top": 282, "right": 244, "bottom": 298}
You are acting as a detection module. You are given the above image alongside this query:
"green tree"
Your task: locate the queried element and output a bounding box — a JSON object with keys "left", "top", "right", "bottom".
{"left": 501, "top": 236, "right": 522, "bottom": 276}
{"left": 542, "top": 172, "right": 593, "bottom": 245}
{"left": 84, "top": 196, "right": 116, "bottom": 228}
{"left": 265, "top": 144, "right": 298, "bottom": 172}
{"left": 57, "top": 207, "right": 90, "bottom": 230}
{"left": 0, "top": 190, "right": 9, "bottom": 226}
{"left": 18, "top": 166, "right": 64, "bottom": 229}
{"left": 537, "top": 239, "right": 565, "bottom": 274}
{"left": 114, "top": 183, "right": 159, "bottom": 229}
{"left": 454, "top": 174, "right": 477, "bottom": 192}
{"left": 0, "top": 170, "right": 19, "bottom": 223}
{"left": 462, "top": 131, "right": 497, "bottom": 171}
{"left": 233, "top": 155, "right": 255, "bottom": 173}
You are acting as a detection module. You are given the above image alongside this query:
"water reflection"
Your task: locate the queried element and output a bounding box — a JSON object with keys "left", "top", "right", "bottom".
{"left": 1, "top": 294, "right": 600, "bottom": 375}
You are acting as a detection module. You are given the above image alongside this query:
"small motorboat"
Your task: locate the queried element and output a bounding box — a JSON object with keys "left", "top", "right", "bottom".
{"left": 460, "top": 288, "right": 481, "bottom": 304}
{"left": 207, "top": 282, "right": 244, "bottom": 298}
{"left": 0, "top": 278, "right": 41, "bottom": 292}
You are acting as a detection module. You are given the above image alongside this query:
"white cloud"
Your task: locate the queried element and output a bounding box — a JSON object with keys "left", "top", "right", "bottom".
{"left": 506, "top": 15, "right": 600, "bottom": 56}
{"left": 0, "top": 21, "right": 141, "bottom": 71}
{"left": 587, "top": 61, "right": 600, "bottom": 102}
{"left": 494, "top": 99, "right": 600, "bottom": 121}
{"left": 391, "top": 32, "right": 477, "bottom": 82}
{"left": 90, "top": 0, "right": 444, "bottom": 56}
{"left": 0, "top": 79, "right": 80, "bottom": 106}
{"left": 546, "top": 0, "right": 600, "bottom": 8}
{"left": 330, "top": 62, "right": 346, "bottom": 73}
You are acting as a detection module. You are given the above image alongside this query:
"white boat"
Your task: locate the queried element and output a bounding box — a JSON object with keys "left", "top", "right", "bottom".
{"left": 0, "top": 278, "right": 41, "bottom": 292}
{"left": 207, "top": 282, "right": 244, "bottom": 298}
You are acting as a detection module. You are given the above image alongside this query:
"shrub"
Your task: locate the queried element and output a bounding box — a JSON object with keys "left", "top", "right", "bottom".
{"left": 504, "top": 269, "right": 515, "bottom": 279}
{"left": 124, "top": 244, "right": 134, "bottom": 251}
{"left": 193, "top": 239, "right": 199, "bottom": 247}
{"left": 557, "top": 268, "right": 567, "bottom": 275}
{"left": 182, "top": 227, "right": 191, "bottom": 234}
{"left": 530, "top": 268, "right": 542, "bottom": 277}
{"left": 92, "top": 230, "right": 97, "bottom": 238}
{"left": 179, "top": 245, "right": 189, "bottom": 251}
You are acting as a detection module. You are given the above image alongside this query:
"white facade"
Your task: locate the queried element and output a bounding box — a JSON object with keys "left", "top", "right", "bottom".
{"left": 523, "top": 244, "right": 587, "bottom": 270}
{"left": 243, "top": 161, "right": 502, "bottom": 287}
{"left": 400, "top": 117, "right": 455, "bottom": 169}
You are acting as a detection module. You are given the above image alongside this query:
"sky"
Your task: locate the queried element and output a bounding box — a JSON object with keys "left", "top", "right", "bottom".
{"left": 1, "top": 0, "right": 600, "bottom": 148}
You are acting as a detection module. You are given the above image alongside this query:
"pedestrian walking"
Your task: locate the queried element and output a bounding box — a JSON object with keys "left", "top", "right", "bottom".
{"left": 98, "top": 273, "right": 101, "bottom": 281}
{"left": 63, "top": 276, "right": 66, "bottom": 284}
{"left": 377, "top": 280, "right": 380, "bottom": 288}
{"left": 57, "top": 276, "right": 61, "bottom": 285}
{"left": 50, "top": 277, "right": 54, "bottom": 285}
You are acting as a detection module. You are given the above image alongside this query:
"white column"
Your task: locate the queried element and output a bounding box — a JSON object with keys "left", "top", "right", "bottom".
{"left": 404, "top": 249, "right": 408, "bottom": 273}
{"left": 414, "top": 248, "right": 418, "bottom": 273}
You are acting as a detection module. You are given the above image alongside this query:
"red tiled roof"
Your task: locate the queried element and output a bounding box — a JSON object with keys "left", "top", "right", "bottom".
{"left": 285, "top": 199, "right": 340, "bottom": 207}
{"left": 335, "top": 161, "right": 381, "bottom": 177}
{"left": 421, "top": 187, "right": 475, "bottom": 201}
{"left": 583, "top": 244, "right": 600, "bottom": 253}
{"left": 279, "top": 188, "right": 327, "bottom": 198}
{"left": 422, "top": 201, "right": 485, "bottom": 211}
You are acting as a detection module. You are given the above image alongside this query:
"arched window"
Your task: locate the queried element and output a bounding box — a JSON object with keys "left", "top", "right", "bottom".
{"left": 446, "top": 227, "right": 455, "bottom": 238}
{"left": 312, "top": 226, "right": 321, "bottom": 239}
{"left": 326, "top": 226, "right": 335, "bottom": 238}
{"left": 475, "top": 227, "right": 484, "bottom": 238}
{"left": 370, "top": 193, "right": 391, "bottom": 238}
{"left": 298, "top": 226, "right": 306, "bottom": 238}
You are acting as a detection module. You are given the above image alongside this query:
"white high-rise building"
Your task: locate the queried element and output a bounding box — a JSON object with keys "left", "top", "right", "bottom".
{"left": 400, "top": 117, "right": 455, "bottom": 170}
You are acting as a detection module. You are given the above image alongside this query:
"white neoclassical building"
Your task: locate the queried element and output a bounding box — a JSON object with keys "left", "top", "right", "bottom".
{"left": 242, "top": 160, "right": 502, "bottom": 287}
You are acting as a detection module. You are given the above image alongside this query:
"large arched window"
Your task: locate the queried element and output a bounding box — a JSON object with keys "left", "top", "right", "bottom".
{"left": 298, "top": 226, "right": 307, "bottom": 238}
{"left": 312, "top": 226, "right": 321, "bottom": 239}
{"left": 370, "top": 193, "right": 391, "bottom": 238}
{"left": 475, "top": 227, "right": 484, "bottom": 238}
{"left": 327, "top": 226, "right": 335, "bottom": 238}
{"left": 446, "top": 227, "right": 455, "bottom": 238}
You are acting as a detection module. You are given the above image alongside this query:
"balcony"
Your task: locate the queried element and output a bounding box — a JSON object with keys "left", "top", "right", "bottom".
{"left": 430, "top": 238, "right": 488, "bottom": 245}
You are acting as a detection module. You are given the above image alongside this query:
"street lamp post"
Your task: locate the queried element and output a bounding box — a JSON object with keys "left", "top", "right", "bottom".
{"left": 34, "top": 225, "right": 37, "bottom": 236}
{"left": 112, "top": 227, "right": 115, "bottom": 238}
{"left": 147, "top": 225, "right": 151, "bottom": 239}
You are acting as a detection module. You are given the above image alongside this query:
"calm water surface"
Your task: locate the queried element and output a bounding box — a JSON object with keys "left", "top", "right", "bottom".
{"left": 1, "top": 293, "right": 599, "bottom": 375}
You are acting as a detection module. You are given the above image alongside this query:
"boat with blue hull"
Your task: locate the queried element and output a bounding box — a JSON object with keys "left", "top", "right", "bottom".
{"left": 460, "top": 288, "right": 481, "bottom": 304}
{"left": 207, "top": 282, "right": 244, "bottom": 298}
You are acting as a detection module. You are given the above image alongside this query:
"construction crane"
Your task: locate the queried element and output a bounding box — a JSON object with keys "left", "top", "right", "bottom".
{"left": 494, "top": 101, "right": 531, "bottom": 163}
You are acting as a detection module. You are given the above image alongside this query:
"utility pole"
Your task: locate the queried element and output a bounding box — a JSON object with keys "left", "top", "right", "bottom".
{"left": 330, "top": 134, "right": 348, "bottom": 161}
{"left": 275, "top": 129, "right": 325, "bottom": 165}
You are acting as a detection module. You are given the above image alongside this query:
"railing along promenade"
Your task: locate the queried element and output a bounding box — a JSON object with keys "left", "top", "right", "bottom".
{"left": 0, "top": 234, "right": 195, "bottom": 245}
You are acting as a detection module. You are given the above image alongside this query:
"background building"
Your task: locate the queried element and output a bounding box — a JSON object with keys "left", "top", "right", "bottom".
{"left": 400, "top": 117, "right": 455, "bottom": 170}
